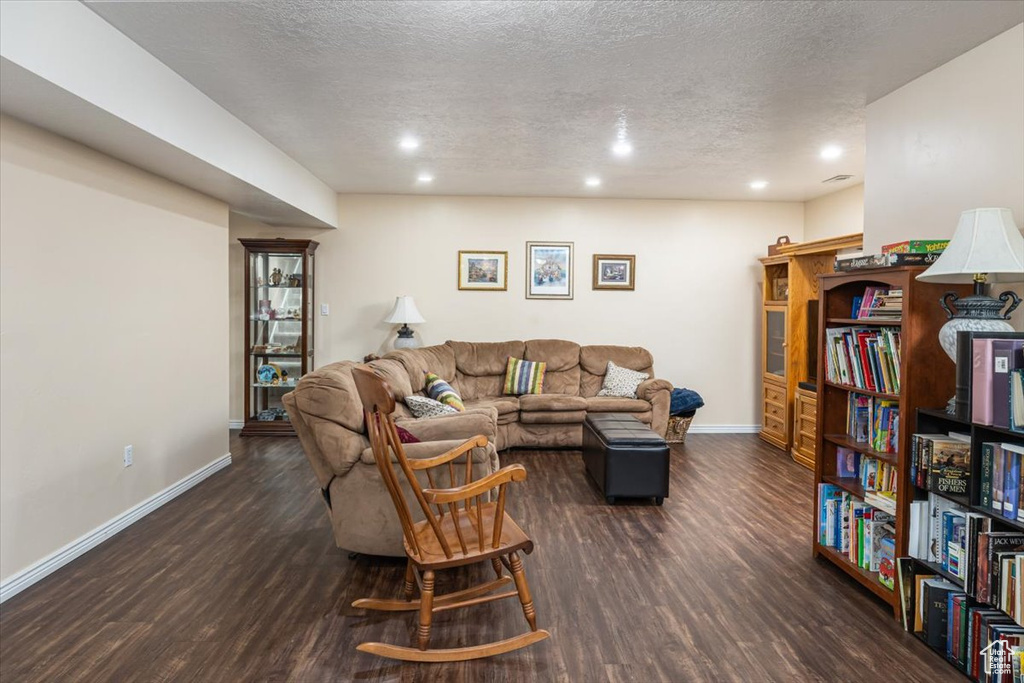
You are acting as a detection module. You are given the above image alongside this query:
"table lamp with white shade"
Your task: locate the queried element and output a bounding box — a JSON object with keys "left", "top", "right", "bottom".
{"left": 384, "top": 296, "right": 426, "bottom": 349}
{"left": 915, "top": 207, "right": 1024, "bottom": 368}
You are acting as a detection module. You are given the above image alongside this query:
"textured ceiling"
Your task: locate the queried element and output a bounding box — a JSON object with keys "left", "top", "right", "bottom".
{"left": 85, "top": 1, "right": 1024, "bottom": 201}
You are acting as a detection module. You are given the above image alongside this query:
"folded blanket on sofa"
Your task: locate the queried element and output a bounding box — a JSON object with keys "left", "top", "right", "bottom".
{"left": 670, "top": 388, "right": 704, "bottom": 415}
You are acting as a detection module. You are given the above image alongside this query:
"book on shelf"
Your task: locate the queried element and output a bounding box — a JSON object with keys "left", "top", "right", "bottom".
{"left": 909, "top": 432, "right": 971, "bottom": 497}
{"left": 834, "top": 252, "right": 944, "bottom": 271}
{"left": 846, "top": 393, "right": 900, "bottom": 453}
{"left": 954, "top": 331, "right": 1024, "bottom": 425}
{"left": 825, "top": 326, "right": 901, "bottom": 394}
{"left": 1014, "top": 369, "right": 1024, "bottom": 433}
{"left": 880, "top": 239, "right": 949, "bottom": 254}
{"left": 979, "top": 443, "right": 1024, "bottom": 522}
{"left": 817, "top": 483, "right": 896, "bottom": 585}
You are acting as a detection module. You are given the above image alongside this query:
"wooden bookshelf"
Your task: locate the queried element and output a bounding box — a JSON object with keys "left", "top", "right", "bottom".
{"left": 812, "top": 266, "right": 971, "bottom": 616}
{"left": 757, "top": 232, "right": 862, "bottom": 467}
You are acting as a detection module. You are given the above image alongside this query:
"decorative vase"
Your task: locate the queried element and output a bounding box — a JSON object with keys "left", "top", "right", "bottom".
{"left": 937, "top": 289, "right": 1022, "bottom": 362}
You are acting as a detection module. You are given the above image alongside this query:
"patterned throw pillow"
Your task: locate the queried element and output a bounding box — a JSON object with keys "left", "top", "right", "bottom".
{"left": 424, "top": 372, "right": 465, "bottom": 411}
{"left": 503, "top": 357, "right": 546, "bottom": 395}
{"left": 405, "top": 395, "right": 459, "bottom": 419}
{"left": 597, "top": 361, "right": 650, "bottom": 398}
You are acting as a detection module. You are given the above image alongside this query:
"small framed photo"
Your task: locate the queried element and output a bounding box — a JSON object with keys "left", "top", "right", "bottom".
{"left": 593, "top": 254, "right": 635, "bottom": 290}
{"left": 526, "top": 242, "right": 573, "bottom": 299}
{"left": 458, "top": 250, "right": 508, "bottom": 291}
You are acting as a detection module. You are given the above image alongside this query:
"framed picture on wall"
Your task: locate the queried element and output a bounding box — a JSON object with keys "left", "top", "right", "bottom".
{"left": 458, "top": 250, "right": 508, "bottom": 291}
{"left": 592, "top": 254, "right": 636, "bottom": 290}
{"left": 526, "top": 242, "right": 573, "bottom": 299}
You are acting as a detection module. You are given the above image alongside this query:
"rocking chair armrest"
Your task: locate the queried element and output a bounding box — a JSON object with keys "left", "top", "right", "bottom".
{"left": 422, "top": 464, "right": 527, "bottom": 504}
{"left": 406, "top": 435, "right": 490, "bottom": 471}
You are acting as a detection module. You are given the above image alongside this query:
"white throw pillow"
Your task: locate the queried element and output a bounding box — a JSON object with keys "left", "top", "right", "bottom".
{"left": 597, "top": 361, "right": 649, "bottom": 398}
{"left": 405, "top": 395, "right": 459, "bottom": 419}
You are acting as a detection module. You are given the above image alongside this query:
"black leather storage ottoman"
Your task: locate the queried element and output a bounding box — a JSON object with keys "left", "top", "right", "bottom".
{"left": 582, "top": 413, "right": 670, "bottom": 505}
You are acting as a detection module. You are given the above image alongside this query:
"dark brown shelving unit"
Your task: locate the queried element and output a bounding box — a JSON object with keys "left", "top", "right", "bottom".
{"left": 812, "top": 266, "right": 971, "bottom": 617}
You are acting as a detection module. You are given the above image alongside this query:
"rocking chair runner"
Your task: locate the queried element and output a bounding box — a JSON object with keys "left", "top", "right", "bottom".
{"left": 350, "top": 366, "right": 550, "bottom": 662}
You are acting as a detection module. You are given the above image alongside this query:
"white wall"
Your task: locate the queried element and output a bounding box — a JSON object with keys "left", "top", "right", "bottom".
{"left": 229, "top": 195, "right": 805, "bottom": 428}
{"left": 864, "top": 24, "right": 1024, "bottom": 253}
{"left": 0, "top": 116, "right": 230, "bottom": 584}
{"left": 804, "top": 184, "right": 864, "bottom": 242}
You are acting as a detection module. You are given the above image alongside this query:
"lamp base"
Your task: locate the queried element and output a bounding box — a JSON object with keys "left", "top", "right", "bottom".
{"left": 393, "top": 324, "right": 420, "bottom": 349}
{"left": 938, "top": 287, "right": 1021, "bottom": 362}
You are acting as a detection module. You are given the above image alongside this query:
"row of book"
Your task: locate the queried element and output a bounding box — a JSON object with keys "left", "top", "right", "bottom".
{"left": 899, "top": 559, "right": 1024, "bottom": 681}
{"left": 846, "top": 392, "right": 900, "bottom": 454}
{"left": 911, "top": 432, "right": 970, "bottom": 496}
{"left": 909, "top": 493, "right": 1024, "bottom": 614}
{"left": 983, "top": 442, "right": 1024, "bottom": 523}
{"left": 818, "top": 484, "right": 896, "bottom": 588}
{"left": 834, "top": 239, "right": 949, "bottom": 272}
{"left": 825, "top": 326, "right": 902, "bottom": 395}
{"left": 836, "top": 447, "right": 897, "bottom": 506}
{"left": 851, "top": 286, "right": 903, "bottom": 320}
{"left": 972, "top": 338, "right": 1024, "bottom": 432}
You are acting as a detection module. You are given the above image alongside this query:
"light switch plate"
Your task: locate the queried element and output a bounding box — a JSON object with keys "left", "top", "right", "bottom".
{"left": 320, "top": 304, "right": 330, "bottom": 316}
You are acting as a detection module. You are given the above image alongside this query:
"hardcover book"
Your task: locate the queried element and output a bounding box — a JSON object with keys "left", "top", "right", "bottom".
{"left": 928, "top": 438, "right": 970, "bottom": 496}
{"left": 992, "top": 340, "right": 1024, "bottom": 429}
{"left": 974, "top": 338, "right": 996, "bottom": 425}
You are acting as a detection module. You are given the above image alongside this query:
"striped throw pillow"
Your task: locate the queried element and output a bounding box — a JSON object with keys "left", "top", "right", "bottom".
{"left": 424, "top": 372, "right": 465, "bottom": 411}
{"left": 503, "top": 357, "right": 546, "bottom": 395}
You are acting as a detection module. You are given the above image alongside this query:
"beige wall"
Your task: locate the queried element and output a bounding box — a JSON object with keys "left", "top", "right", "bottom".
{"left": 864, "top": 24, "right": 1024, "bottom": 253}
{"left": 0, "top": 116, "right": 230, "bottom": 582}
{"left": 804, "top": 184, "right": 864, "bottom": 242}
{"left": 863, "top": 24, "right": 1024, "bottom": 328}
{"left": 229, "top": 195, "right": 805, "bottom": 428}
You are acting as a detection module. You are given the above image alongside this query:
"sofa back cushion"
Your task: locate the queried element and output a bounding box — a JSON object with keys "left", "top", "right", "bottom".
{"left": 449, "top": 340, "right": 525, "bottom": 400}
{"left": 386, "top": 344, "right": 458, "bottom": 394}
{"left": 579, "top": 345, "right": 655, "bottom": 397}
{"left": 525, "top": 339, "right": 581, "bottom": 395}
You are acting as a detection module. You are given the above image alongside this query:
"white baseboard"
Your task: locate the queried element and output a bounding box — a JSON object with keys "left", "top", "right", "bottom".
{"left": 0, "top": 453, "right": 232, "bottom": 604}
{"left": 686, "top": 425, "right": 761, "bottom": 434}
{"left": 228, "top": 419, "right": 244, "bottom": 430}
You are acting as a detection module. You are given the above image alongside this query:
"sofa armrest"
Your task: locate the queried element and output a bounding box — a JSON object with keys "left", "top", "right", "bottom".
{"left": 637, "top": 378, "right": 673, "bottom": 402}
{"left": 396, "top": 407, "right": 498, "bottom": 443}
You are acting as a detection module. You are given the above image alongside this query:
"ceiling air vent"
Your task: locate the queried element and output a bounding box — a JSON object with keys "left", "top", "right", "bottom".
{"left": 822, "top": 174, "right": 853, "bottom": 184}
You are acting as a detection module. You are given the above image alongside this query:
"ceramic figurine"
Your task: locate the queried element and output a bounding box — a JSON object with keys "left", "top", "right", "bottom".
{"left": 270, "top": 268, "right": 283, "bottom": 286}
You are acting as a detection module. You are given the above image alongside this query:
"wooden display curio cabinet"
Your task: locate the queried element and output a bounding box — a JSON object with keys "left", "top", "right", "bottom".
{"left": 758, "top": 233, "right": 863, "bottom": 466}
{"left": 240, "top": 238, "right": 318, "bottom": 436}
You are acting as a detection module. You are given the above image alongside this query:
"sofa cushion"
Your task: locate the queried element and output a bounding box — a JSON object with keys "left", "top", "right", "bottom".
{"left": 359, "top": 439, "right": 493, "bottom": 465}
{"left": 396, "top": 407, "right": 498, "bottom": 442}
{"left": 503, "top": 357, "right": 547, "bottom": 395}
{"left": 425, "top": 372, "right": 465, "bottom": 411}
{"left": 366, "top": 358, "right": 414, "bottom": 401}
{"left": 520, "top": 410, "right": 586, "bottom": 424}
{"left": 292, "top": 361, "right": 365, "bottom": 433}
{"left": 597, "top": 361, "right": 650, "bottom": 398}
{"left": 450, "top": 340, "right": 525, "bottom": 400}
{"left": 586, "top": 396, "right": 652, "bottom": 413}
{"left": 386, "top": 345, "right": 457, "bottom": 393}
{"left": 464, "top": 397, "right": 519, "bottom": 426}
{"left": 580, "top": 345, "right": 655, "bottom": 397}
{"left": 525, "top": 339, "right": 581, "bottom": 396}
{"left": 518, "top": 394, "right": 587, "bottom": 412}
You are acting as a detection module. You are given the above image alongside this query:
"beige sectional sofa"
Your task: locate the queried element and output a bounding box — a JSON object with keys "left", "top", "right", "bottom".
{"left": 283, "top": 339, "right": 672, "bottom": 556}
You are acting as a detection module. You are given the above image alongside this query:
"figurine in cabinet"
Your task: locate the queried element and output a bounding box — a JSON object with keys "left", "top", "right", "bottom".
{"left": 270, "top": 268, "right": 283, "bottom": 286}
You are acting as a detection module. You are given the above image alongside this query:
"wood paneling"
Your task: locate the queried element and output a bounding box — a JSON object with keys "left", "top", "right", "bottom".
{"left": 0, "top": 433, "right": 953, "bottom": 681}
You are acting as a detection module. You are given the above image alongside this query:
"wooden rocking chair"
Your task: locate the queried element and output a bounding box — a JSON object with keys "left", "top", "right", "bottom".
{"left": 350, "top": 366, "right": 550, "bottom": 662}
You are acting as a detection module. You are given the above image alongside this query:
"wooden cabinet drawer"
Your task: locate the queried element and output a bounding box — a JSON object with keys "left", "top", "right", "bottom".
{"left": 762, "top": 413, "right": 786, "bottom": 438}
{"left": 764, "top": 401, "right": 787, "bottom": 421}
{"left": 763, "top": 382, "right": 785, "bottom": 406}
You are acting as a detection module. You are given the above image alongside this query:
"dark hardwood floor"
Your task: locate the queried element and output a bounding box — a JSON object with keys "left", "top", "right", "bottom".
{"left": 0, "top": 433, "right": 956, "bottom": 682}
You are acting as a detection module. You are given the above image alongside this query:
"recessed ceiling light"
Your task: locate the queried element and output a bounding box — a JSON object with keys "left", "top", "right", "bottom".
{"left": 399, "top": 135, "right": 420, "bottom": 151}
{"left": 585, "top": 176, "right": 602, "bottom": 188}
{"left": 612, "top": 140, "right": 633, "bottom": 157}
{"left": 416, "top": 173, "right": 433, "bottom": 183}
{"left": 820, "top": 145, "right": 843, "bottom": 160}
{"left": 749, "top": 180, "right": 768, "bottom": 190}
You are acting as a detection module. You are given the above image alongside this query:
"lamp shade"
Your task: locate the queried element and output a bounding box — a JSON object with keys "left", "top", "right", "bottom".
{"left": 383, "top": 296, "right": 426, "bottom": 324}
{"left": 916, "top": 208, "right": 1024, "bottom": 284}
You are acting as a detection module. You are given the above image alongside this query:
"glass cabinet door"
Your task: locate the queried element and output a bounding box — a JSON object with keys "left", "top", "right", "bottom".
{"left": 764, "top": 307, "right": 787, "bottom": 378}
{"left": 240, "top": 239, "right": 318, "bottom": 435}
